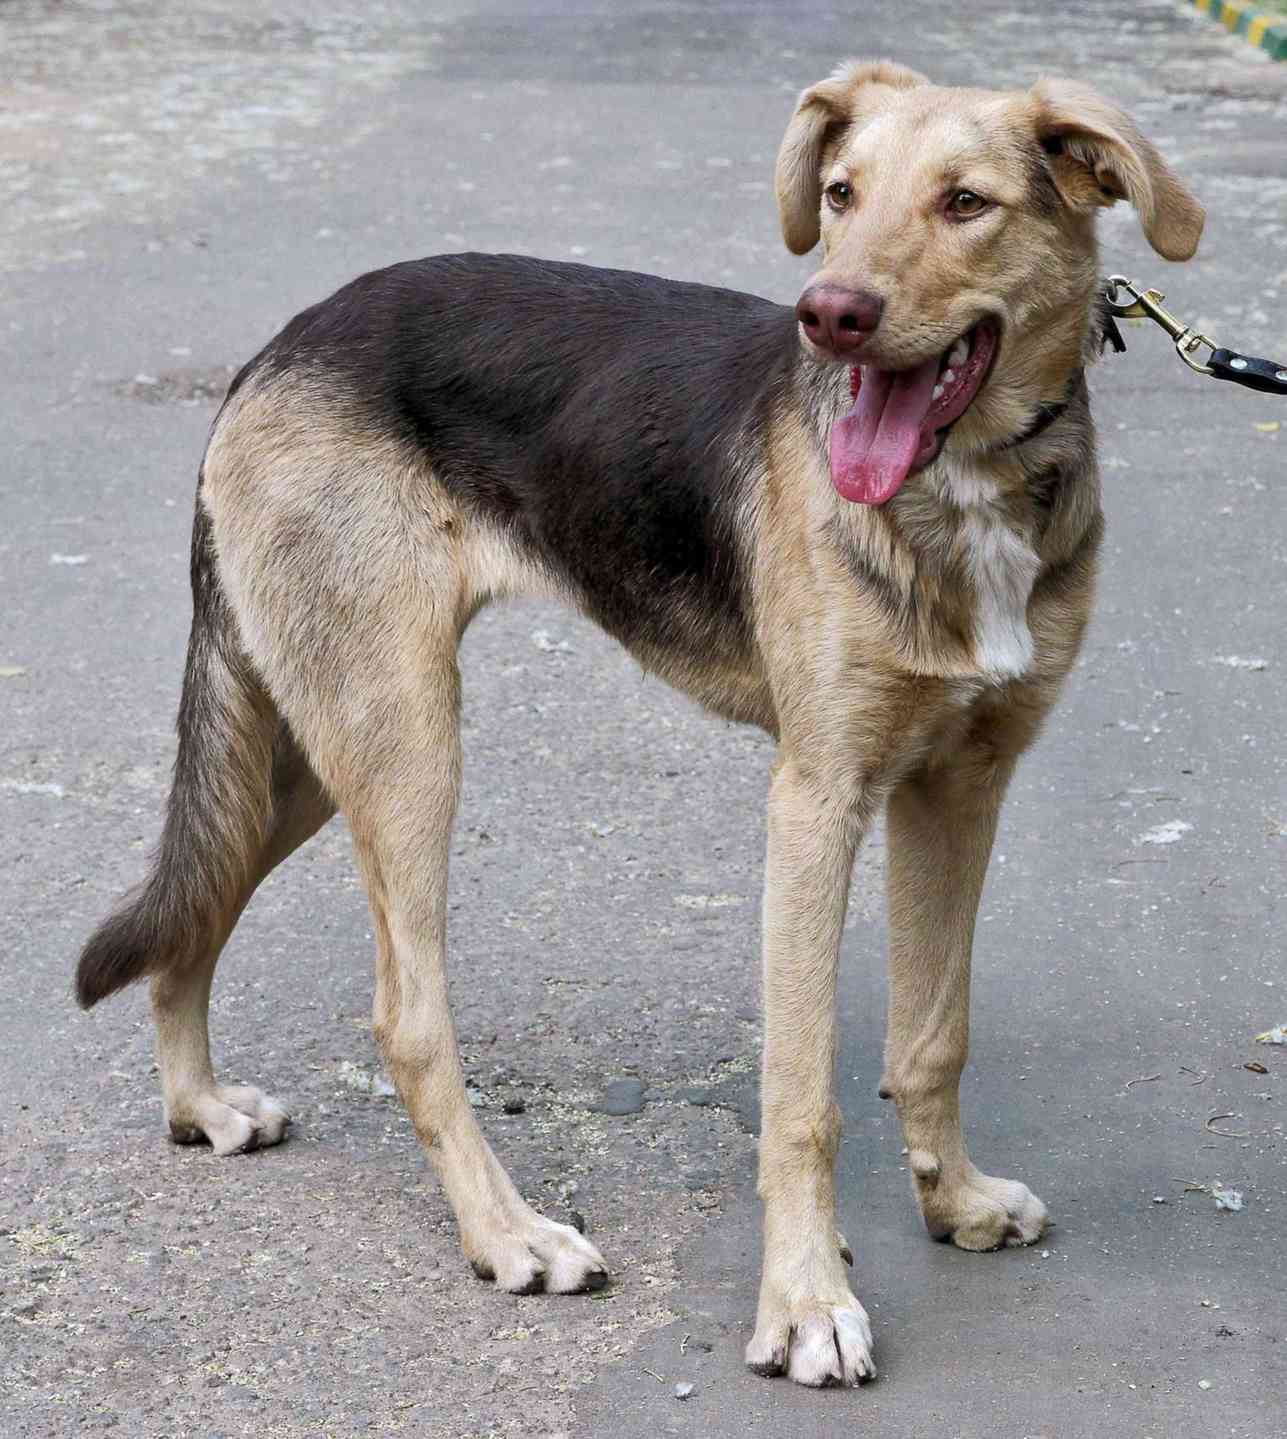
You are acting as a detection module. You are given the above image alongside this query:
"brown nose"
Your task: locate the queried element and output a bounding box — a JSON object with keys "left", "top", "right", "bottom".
{"left": 795, "top": 285, "right": 884, "bottom": 356}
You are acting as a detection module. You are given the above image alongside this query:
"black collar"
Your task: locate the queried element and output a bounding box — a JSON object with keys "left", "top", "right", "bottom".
{"left": 994, "top": 294, "right": 1124, "bottom": 453}
{"left": 993, "top": 379, "right": 1079, "bottom": 452}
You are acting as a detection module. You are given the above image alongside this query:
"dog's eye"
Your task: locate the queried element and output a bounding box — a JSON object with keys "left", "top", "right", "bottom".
{"left": 947, "top": 190, "right": 990, "bottom": 220}
{"left": 824, "top": 180, "right": 853, "bottom": 211}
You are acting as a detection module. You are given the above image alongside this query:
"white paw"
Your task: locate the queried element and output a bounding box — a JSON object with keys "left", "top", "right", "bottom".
{"left": 746, "top": 1236, "right": 874, "bottom": 1388}
{"left": 746, "top": 1290, "right": 875, "bottom": 1387}
{"left": 913, "top": 1156, "right": 1048, "bottom": 1250}
{"left": 167, "top": 1084, "right": 291, "bottom": 1157}
{"left": 465, "top": 1210, "right": 609, "bottom": 1295}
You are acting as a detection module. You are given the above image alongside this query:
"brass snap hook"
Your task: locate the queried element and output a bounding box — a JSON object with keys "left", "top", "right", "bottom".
{"left": 1104, "top": 275, "right": 1215, "bottom": 375}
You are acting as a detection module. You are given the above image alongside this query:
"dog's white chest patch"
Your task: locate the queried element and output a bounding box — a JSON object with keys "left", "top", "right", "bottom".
{"left": 947, "top": 467, "right": 1039, "bottom": 681}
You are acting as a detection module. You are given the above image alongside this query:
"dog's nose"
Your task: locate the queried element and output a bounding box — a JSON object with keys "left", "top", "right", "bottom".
{"left": 795, "top": 285, "right": 884, "bottom": 356}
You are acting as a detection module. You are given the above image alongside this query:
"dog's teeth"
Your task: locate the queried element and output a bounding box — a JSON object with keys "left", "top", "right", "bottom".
{"left": 940, "top": 368, "right": 955, "bottom": 385}
{"left": 932, "top": 383, "right": 944, "bottom": 401}
{"left": 949, "top": 340, "right": 968, "bottom": 367}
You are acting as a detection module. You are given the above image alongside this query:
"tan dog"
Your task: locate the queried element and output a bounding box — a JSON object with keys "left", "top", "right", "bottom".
{"left": 76, "top": 61, "right": 1202, "bottom": 1388}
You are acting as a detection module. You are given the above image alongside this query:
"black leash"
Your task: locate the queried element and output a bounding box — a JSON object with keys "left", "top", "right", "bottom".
{"left": 1103, "top": 275, "right": 1287, "bottom": 397}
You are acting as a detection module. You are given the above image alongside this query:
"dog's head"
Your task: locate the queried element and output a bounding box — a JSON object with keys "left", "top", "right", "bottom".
{"left": 776, "top": 61, "right": 1204, "bottom": 504}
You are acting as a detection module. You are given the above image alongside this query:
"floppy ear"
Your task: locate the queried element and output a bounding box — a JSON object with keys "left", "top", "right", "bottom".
{"left": 1031, "top": 78, "right": 1204, "bottom": 261}
{"left": 775, "top": 59, "right": 928, "bottom": 255}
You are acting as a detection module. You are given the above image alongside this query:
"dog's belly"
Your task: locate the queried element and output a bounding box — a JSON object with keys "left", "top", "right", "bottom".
{"left": 454, "top": 489, "right": 779, "bottom": 731}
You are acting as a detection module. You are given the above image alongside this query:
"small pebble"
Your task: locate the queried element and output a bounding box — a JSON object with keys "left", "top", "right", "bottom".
{"left": 1198, "top": 1379, "right": 1213, "bottom": 1391}
{"left": 595, "top": 1078, "right": 645, "bottom": 1116}
{"left": 1151, "top": 1196, "right": 1166, "bottom": 1204}
{"left": 674, "top": 1382, "right": 695, "bottom": 1401}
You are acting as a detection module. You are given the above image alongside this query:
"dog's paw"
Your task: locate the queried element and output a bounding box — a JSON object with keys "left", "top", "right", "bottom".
{"left": 746, "top": 1290, "right": 875, "bottom": 1387}
{"left": 167, "top": 1084, "right": 290, "bottom": 1157}
{"left": 912, "top": 1153, "right": 1048, "bottom": 1250}
{"left": 465, "top": 1210, "right": 609, "bottom": 1295}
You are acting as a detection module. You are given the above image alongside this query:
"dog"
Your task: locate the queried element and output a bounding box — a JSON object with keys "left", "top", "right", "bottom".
{"left": 76, "top": 60, "right": 1203, "bottom": 1388}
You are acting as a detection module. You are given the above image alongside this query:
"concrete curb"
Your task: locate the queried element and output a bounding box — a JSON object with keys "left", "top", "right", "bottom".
{"left": 1189, "top": 0, "right": 1287, "bottom": 59}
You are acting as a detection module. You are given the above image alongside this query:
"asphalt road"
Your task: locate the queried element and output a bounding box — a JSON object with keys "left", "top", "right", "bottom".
{"left": 2, "top": 3, "right": 1285, "bottom": 1437}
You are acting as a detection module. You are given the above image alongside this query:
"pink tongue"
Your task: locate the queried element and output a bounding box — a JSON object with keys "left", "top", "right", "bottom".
{"left": 830, "top": 355, "right": 941, "bottom": 505}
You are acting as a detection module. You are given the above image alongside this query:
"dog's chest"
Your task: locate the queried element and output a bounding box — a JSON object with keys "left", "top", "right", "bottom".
{"left": 944, "top": 466, "right": 1040, "bottom": 682}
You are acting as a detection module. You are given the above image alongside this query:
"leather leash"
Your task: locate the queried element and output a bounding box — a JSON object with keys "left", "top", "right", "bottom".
{"left": 1104, "top": 274, "right": 1287, "bottom": 397}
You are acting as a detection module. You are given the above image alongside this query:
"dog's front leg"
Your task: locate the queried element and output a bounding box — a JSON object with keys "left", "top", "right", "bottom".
{"left": 881, "top": 718, "right": 1049, "bottom": 1251}
{"left": 745, "top": 755, "right": 875, "bottom": 1387}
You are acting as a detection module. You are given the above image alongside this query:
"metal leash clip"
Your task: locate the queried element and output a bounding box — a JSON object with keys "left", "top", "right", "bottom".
{"left": 1104, "top": 274, "right": 1215, "bottom": 374}
{"left": 1104, "top": 274, "right": 1287, "bottom": 397}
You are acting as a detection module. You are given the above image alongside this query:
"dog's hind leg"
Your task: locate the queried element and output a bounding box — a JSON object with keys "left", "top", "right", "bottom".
{"left": 297, "top": 647, "right": 609, "bottom": 1295}
{"left": 154, "top": 728, "right": 335, "bottom": 1155}
{"left": 190, "top": 384, "right": 606, "bottom": 1288}
{"left": 880, "top": 700, "right": 1050, "bottom": 1251}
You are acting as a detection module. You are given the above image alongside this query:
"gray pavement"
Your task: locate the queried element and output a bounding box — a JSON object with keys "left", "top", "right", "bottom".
{"left": 1, "top": 2, "right": 1285, "bottom": 1436}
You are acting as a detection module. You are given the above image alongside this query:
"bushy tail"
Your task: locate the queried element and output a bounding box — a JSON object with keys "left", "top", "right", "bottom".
{"left": 75, "top": 502, "right": 277, "bottom": 1008}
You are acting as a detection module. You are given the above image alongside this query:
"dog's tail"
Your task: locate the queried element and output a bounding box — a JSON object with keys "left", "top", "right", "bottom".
{"left": 75, "top": 497, "right": 278, "bottom": 1008}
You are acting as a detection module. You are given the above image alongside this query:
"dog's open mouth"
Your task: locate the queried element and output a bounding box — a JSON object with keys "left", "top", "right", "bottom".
{"left": 830, "top": 320, "right": 1000, "bottom": 506}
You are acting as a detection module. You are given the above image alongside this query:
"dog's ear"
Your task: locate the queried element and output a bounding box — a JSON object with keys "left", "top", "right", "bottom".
{"left": 776, "top": 60, "right": 928, "bottom": 255}
{"left": 1031, "top": 78, "right": 1204, "bottom": 261}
